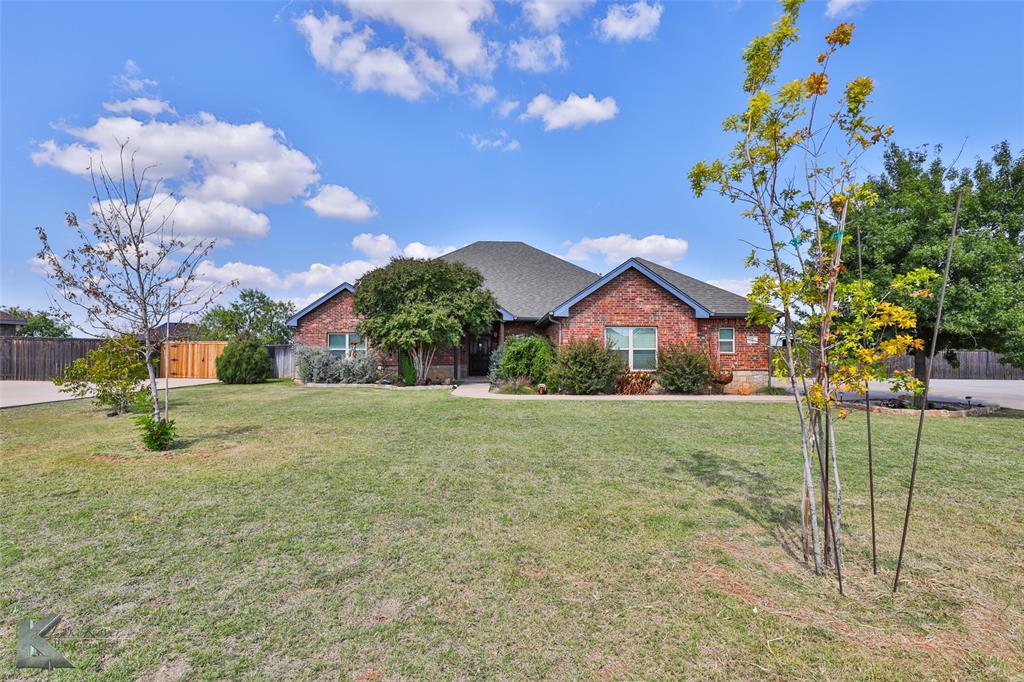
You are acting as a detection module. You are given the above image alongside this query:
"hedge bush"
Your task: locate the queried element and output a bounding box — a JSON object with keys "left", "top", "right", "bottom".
{"left": 657, "top": 345, "right": 712, "bottom": 394}
{"left": 492, "top": 334, "right": 555, "bottom": 385}
{"left": 295, "top": 346, "right": 379, "bottom": 384}
{"left": 216, "top": 336, "right": 272, "bottom": 384}
{"left": 552, "top": 338, "right": 622, "bottom": 395}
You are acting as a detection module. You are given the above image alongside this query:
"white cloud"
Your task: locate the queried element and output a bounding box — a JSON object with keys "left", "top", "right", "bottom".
{"left": 597, "top": 1, "right": 663, "bottom": 42}
{"left": 402, "top": 241, "right": 457, "bottom": 259}
{"left": 468, "top": 131, "right": 520, "bottom": 152}
{"left": 296, "top": 13, "right": 430, "bottom": 101}
{"left": 411, "top": 45, "right": 458, "bottom": 91}
{"left": 352, "top": 232, "right": 400, "bottom": 260}
{"left": 197, "top": 260, "right": 282, "bottom": 289}
{"left": 342, "top": 0, "right": 496, "bottom": 76}
{"left": 102, "top": 97, "right": 176, "bottom": 117}
{"left": 707, "top": 278, "right": 754, "bottom": 297}
{"left": 470, "top": 83, "right": 497, "bottom": 104}
{"left": 521, "top": 92, "right": 618, "bottom": 131}
{"left": 352, "top": 232, "right": 456, "bottom": 260}
{"left": 825, "top": 0, "right": 869, "bottom": 17}
{"left": 287, "top": 291, "right": 327, "bottom": 310}
{"left": 563, "top": 233, "right": 689, "bottom": 266}
{"left": 522, "top": 0, "right": 595, "bottom": 30}
{"left": 496, "top": 99, "right": 520, "bottom": 118}
{"left": 305, "top": 184, "right": 377, "bottom": 221}
{"left": 32, "top": 112, "right": 319, "bottom": 208}
{"left": 284, "top": 260, "right": 378, "bottom": 289}
{"left": 113, "top": 59, "right": 158, "bottom": 93}
{"left": 508, "top": 35, "right": 566, "bottom": 72}
{"left": 162, "top": 196, "right": 271, "bottom": 239}
{"left": 89, "top": 194, "right": 270, "bottom": 241}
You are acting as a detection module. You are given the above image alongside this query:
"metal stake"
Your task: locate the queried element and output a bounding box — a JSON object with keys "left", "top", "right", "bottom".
{"left": 893, "top": 191, "right": 962, "bottom": 592}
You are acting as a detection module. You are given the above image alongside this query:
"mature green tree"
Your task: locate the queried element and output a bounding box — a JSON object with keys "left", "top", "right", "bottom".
{"left": 199, "top": 289, "right": 295, "bottom": 345}
{"left": 353, "top": 258, "right": 497, "bottom": 383}
{"left": 2, "top": 307, "right": 72, "bottom": 337}
{"left": 846, "top": 142, "right": 1024, "bottom": 376}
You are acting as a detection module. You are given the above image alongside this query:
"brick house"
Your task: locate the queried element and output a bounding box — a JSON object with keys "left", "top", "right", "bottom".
{"left": 287, "top": 241, "right": 771, "bottom": 393}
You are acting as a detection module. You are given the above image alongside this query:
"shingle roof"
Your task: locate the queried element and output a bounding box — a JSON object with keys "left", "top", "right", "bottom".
{"left": 0, "top": 311, "right": 27, "bottom": 324}
{"left": 441, "top": 241, "right": 599, "bottom": 320}
{"left": 634, "top": 258, "right": 753, "bottom": 317}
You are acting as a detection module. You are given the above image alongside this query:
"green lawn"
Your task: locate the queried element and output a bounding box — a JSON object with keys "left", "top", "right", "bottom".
{"left": 1, "top": 382, "right": 1021, "bottom": 680}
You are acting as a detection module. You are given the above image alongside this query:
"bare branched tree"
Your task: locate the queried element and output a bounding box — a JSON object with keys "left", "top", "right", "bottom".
{"left": 36, "top": 142, "right": 232, "bottom": 420}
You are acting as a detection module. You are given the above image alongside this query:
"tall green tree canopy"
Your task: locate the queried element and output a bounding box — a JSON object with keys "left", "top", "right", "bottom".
{"left": 846, "top": 142, "right": 1024, "bottom": 371}
{"left": 353, "top": 258, "right": 497, "bottom": 383}
{"left": 2, "top": 307, "right": 72, "bottom": 338}
{"left": 199, "top": 289, "right": 295, "bottom": 345}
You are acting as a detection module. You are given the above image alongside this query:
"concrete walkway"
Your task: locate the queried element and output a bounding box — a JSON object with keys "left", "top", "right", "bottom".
{"left": 451, "top": 381, "right": 790, "bottom": 402}
{"left": 0, "top": 379, "right": 218, "bottom": 409}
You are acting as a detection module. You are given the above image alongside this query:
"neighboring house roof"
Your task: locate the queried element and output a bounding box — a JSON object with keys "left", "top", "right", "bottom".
{"left": 1, "top": 311, "right": 28, "bottom": 325}
{"left": 547, "top": 257, "right": 753, "bottom": 320}
{"left": 441, "top": 241, "right": 599, "bottom": 320}
{"left": 150, "top": 322, "right": 199, "bottom": 339}
{"left": 286, "top": 282, "right": 356, "bottom": 327}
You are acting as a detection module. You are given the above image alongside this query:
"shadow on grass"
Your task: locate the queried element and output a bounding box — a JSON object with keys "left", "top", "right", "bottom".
{"left": 677, "top": 450, "right": 806, "bottom": 566}
{"left": 173, "top": 425, "right": 259, "bottom": 449}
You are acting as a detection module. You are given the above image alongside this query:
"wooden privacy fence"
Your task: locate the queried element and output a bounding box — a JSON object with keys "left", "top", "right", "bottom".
{"left": 0, "top": 337, "right": 105, "bottom": 380}
{"left": 267, "top": 344, "right": 295, "bottom": 378}
{"left": 888, "top": 350, "right": 1024, "bottom": 380}
{"left": 161, "top": 341, "right": 227, "bottom": 379}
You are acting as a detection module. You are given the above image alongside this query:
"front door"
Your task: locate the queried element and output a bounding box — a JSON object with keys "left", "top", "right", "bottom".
{"left": 468, "top": 336, "right": 492, "bottom": 376}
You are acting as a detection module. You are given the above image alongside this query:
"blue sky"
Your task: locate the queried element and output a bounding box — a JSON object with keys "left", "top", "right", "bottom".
{"left": 2, "top": 0, "right": 1022, "bottom": 314}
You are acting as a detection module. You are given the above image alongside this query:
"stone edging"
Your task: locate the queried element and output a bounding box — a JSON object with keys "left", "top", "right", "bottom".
{"left": 842, "top": 402, "right": 1000, "bottom": 418}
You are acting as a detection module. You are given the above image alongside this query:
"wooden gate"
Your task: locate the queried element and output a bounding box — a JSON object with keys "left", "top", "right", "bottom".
{"left": 161, "top": 341, "right": 227, "bottom": 379}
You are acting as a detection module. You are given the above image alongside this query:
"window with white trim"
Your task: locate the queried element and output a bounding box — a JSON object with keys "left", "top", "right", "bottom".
{"left": 718, "top": 327, "right": 735, "bottom": 354}
{"left": 327, "top": 332, "right": 366, "bottom": 358}
{"left": 605, "top": 327, "right": 657, "bottom": 371}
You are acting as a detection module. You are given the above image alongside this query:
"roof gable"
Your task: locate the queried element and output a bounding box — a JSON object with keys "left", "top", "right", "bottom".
{"left": 286, "top": 282, "right": 355, "bottom": 327}
{"left": 550, "top": 259, "right": 712, "bottom": 319}
{"left": 634, "top": 258, "right": 753, "bottom": 317}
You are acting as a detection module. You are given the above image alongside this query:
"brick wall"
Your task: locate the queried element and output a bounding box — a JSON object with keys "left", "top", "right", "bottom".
{"left": 695, "top": 318, "right": 769, "bottom": 372}
{"left": 557, "top": 269, "right": 700, "bottom": 349}
{"left": 555, "top": 268, "right": 770, "bottom": 374}
{"left": 293, "top": 290, "right": 361, "bottom": 348}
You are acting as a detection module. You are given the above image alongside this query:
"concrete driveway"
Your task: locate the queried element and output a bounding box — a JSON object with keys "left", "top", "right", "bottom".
{"left": 865, "top": 379, "right": 1023, "bottom": 410}
{"left": 0, "top": 379, "right": 218, "bottom": 409}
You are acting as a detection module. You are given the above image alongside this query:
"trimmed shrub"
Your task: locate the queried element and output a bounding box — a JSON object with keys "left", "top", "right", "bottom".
{"left": 616, "top": 370, "right": 655, "bottom": 395}
{"left": 494, "top": 335, "right": 555, "bottom": 386}
{"left": 338, "top": 353, "right": 379, "bottom": 383}
{"left": 216, "top": 336, "right": 273, "bottom": 384}
{"left": 54, "top": 336, "right": 149, "bottom": 413}
{"left": 658, "top": 345, "right": 713, "bottom": 394}
{"left": 552, "top": 338, "right": 622, "bottom": 395}
{"left": 296, "top": 346, "right": 342, "bottom": 383}
{"left": 136, "top": 415, "right": 176, "bottom": 451}
{"left": 295, "top": 346, "right": 379, "bottom": 384}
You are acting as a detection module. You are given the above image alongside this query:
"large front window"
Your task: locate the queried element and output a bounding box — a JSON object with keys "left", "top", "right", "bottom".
{"left": 327, "top": 332, "right": 365, "bottom": 358}
{"left": 605, "top": 326, "right": 657, "bottom": 371}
